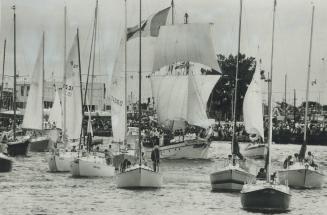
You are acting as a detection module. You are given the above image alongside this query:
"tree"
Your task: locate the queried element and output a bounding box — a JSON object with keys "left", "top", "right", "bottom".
{"left": 207, "top": 53, "right": 257, "bottom": 121}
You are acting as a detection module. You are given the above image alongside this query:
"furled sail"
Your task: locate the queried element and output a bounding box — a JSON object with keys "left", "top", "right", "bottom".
{"left": 243, "top": 66, "right": 264, "bottom": 139}
{"left": 153, "top": 23, "right": 221, "bottom": 73}
{"left": 63, "top": 35, "right": 82, "bottom": 140}
{"left": 49, "top": 89, "right": 62, "bottom": 129}
{"left": 110, "top": 36, "right": 126, "bottom": 143}
{"left": 22, "top": 38, "right": 44, "bottom": 130}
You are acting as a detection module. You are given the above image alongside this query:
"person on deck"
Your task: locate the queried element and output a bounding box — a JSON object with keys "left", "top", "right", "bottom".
{"left": 256, "top": 168, "right": 266, "bottom": 180}
{"left": 71, "top": 146, "right": 77, "bottom": 152}
{"left": 283, "top": 155, "right": 293, "bottom": 169}
{"left": 151, "top": 145, "right": 160, "bottom": 172}
{"left": 306, "top": 151, "right": 318, "bottom": 168}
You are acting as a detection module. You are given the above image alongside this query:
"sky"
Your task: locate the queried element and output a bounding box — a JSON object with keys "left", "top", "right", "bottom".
{"left": 1, "top": 0, "right": 327, "bottom": 105}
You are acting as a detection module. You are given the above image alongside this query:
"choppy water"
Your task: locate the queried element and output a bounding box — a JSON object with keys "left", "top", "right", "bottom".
{"left": 0, "top": 142, "right": 326, "bottom": 215}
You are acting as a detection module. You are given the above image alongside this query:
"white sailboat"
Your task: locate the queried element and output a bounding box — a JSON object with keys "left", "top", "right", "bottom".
{"left": 116, "top": 0, "right": 162, "bottom": 189}
{"left": 70, "top": 1, "right": 115, "bottom": 178}
{"left": 210, "top": 0, "right": 255, "bottom": 192}
{"left": 242, "top": 63, "right": 267, "bottom": 159}
{"left": 22, "top": 32, "right": 50, "bottom": 152}
{"left": 241, "top": 1, "right": 291, "bottom": 212}
{"left": 277, "top": 4, "right": 324, "bottom": 189}
{"left": 48, "top": 20, "right": 81, "bottom": 172}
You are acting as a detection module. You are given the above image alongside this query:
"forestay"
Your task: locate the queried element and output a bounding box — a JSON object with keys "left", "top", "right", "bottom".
{"left": 243, "top": 66, "right": 264, "bottom": 139}
{"left": 22, "top": 38, "right": 44, "bottom": 130}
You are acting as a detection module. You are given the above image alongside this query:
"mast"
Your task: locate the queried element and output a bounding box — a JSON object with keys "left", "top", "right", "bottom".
{"left": 171, "top": 0, "right": 175, "bottom": 24}
{"left": 284, "top": 74, "right": 287, "bottom": 120}
{"left": 124, "top": 0, "right": 128, "bottom": 143}
{"left": 267, "top": 0, "right": 277, "bottom": 183}
{"left": 90, "top": 0, "right": 98, "bottom": 111}
{"left": 42, "top": 32, "right": 45, "bottom": 130}
{"left": 304, "top": 5, "right": 315, "bottom": 144}
{"left": 1, "top": 39, "right": 6, "bottom": 109}
{"left": 77, "top": 28, "right": 84, "bottom": 149}
{"left": 138, "top": 0, "right": 142, "bottom": 165}
{"left": 13, "top": 5, "right": 17, "bottom": 140}
{"left": 63, "top": 5, "right": 67, "bottom": 145}
{"left": 231, "top": 0, "right": 243, "bottom": 163}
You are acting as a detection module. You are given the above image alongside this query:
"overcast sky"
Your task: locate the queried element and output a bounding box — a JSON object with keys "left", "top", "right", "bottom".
{"left": 1, "top": 0, "right": 327, "bottom": 105}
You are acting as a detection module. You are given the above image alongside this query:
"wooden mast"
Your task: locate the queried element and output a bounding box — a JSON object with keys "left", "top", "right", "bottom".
{"left": 267, "top": 0, "right": 277, "bottom": 183}
{"left": 304, "top": 5, "right": 315, "bottom": 144}
{"left": 1, "top": 39, "right": 6, "bottom": 110}
{"left": 138, "top": 0, "right": 142, "bottom": 165}
{"left": 231, "top": 0, "right": 243, "bottom": 163}
{"left": 13, "top": 5, "right": 17, "bottom": 140}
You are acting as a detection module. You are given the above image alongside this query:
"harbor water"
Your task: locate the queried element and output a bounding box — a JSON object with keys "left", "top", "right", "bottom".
{"left": 0, "top": 142, "right": 326, "bottom": 215}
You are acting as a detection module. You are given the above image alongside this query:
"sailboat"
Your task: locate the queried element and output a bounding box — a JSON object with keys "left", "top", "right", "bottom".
{"left": 5, "top": 5, "right": 30, "bottom": 157}
{"left": 71, "top": 1, "right": 115, "bottom": 177}
{"left": 242, "top": 63, "right": 267, "bottom": 159}
{"left": 143, "top": 1, "right": 217, "bottom": 160}
{"left": 277, "top": 4, "right": 324, "bottom": 189}
{"left": 48, "top": 8, "right": 81, "bottom": 172}
{"left": 48, "top": 89, "right": 63, "bottom": 130}
{"left": 22, "top": 32, "right": 50, "bottom": 152}
{"left": 241, "top": 0, "right": 291, "bottom": 212}
{"left": 210, "top": 0, "right": 255, "bottom": 192}
{"left": 116, "top": 0, "right": 162, "bottom": 189}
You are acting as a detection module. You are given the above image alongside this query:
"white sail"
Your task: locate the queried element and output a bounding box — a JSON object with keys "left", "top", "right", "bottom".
{"left": 153, "top": 23, "right": 221, "bottom": 73}
{"left": 110, "top": 37, "right": 126, "bottom": 143}
{"left": 151, "top": 74, "right": 219, "bottom": 128}
{"left": 243, "top": 67, "right": 264, "bottom": 139}
{"left": 22, "top": 38, "right": 44, "bottom": 130}
{"left": 49, "top": 89, "right": 62, "bottom": 129}
{"left": 64, "top": 35, "right": 82, "bottom": 140}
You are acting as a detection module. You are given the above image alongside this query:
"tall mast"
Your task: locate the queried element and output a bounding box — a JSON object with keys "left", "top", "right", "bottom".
{"left": 90, "top": 0, "right": 98, "bottom": 111}
{"left": 231, "top": 0, "right": 243, "bottom": 162}
{"left": 267, "top": 0, "right": 277, "bottom": 183}
{"left": 304, "top": 5, "right": 315, "bottom": 143}
{"left": 138, "top": 0, "right": 142, "bottom": 165}
{"left": 63, "top": 5, "right": 67, "bottom": 145}
{"left": 1, "top": 39, "right": 6, "bottom": 109}
{"left": 13, "top": 5, "right": 17, "bottom": 140}
{"left": 171, "top": 0, "right": 175, "bottom": 24}
{"left": 42, "top": 32, "right": 45, "bottom": 130}
{"left": 77, "top": 29, "right": 84, "bottom": 149}
{"left": 284, "top": 74, "right": 287, "bottom": 120}
{"left": 124, "top": 0, "right": 128, "bottom": 143}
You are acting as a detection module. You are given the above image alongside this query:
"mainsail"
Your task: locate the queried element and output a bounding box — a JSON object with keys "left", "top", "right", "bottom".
{"left": 110, "top": 37, "right": 126, "bottom": 143}
{"left": 151, "top": 23, "right": 220, "bottom": 128}
{"left": 243, "top": 66, "right": 264, "bottom": 139}
{"left": 49, "top": 89, "right": 62, "bottom": 129}
{"left": 63, "top": 35, "right": 82, "bottom": 140}
{"left": 22, "top": 38, "right": 44, "bottom": 130}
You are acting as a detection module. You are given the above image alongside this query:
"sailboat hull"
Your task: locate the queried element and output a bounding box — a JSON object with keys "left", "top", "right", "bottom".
{"left": 0, "top": 153, "right": 12, "bottom": 172}
{"left": 48, "top": 152, "right": 76, "bottom": 172}
{"left": 210, "top": 165, "right": 255, "bottom": 192}
{"left": 243, "top": 144, "right": 267, "bottom": 159}
{"left": 241, "top": 183, "right": 291, "bottom": 212}
{"left": 144, "top": 139, "right": 210, "bottom": 159}
{"left": 116, "top": 165, "right": 162, "bottom": 189}
{"left": 71, "top": 156, "right": 115, "bottom": 177}
{"left": 6, "top": 140, "right": 30, "bottom": 156}
{"left": 278, "top": 165, "right": 324, "bottom": 189}
{"left": 29, "top": 136, "right": 50, "bottom": 152}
